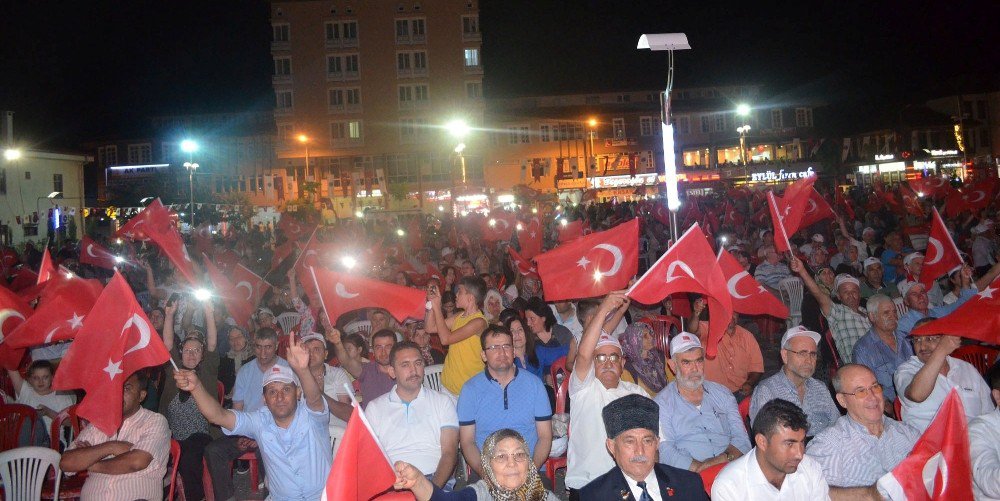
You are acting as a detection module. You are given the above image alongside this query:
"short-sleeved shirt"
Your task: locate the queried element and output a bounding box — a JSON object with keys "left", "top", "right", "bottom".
{"left": 860, "top": 280, "right": 899, "bottom": 301}
{"left": 754, "top": 262, "right": 791, "bottom": 290}
{"left": 655, "top": 380, "right": 752, "bottom": 470}
{"left": 893, "top": 355, "right": 994, "bottom": 433}
{"left": 881, "top": 249, "right": 901, "bottom": 283}
{"left": 225, "top": 399, "right": 332, "bottom": 500}
{"left": 896, "top": 288, "right": 976, "bottom": 338}
{"left": 357, "top": 361, "right": 394, "bottom": 408}
{"left": 441, "top": 311, "right": 487, "bottom": 395}
{"left": 233, "top": 357, "right": 290, "bottom": 412}
{"left": 824, "top": 303, "right": 871, "bottom": 364}
{"left": 712, "top": 449, "right": 830, "bottom": 500}
{"left": 566, "top": 365, "right": 647, "bottom": 489}
{"left": 457, "top": 367, "right": 552, "bottom": 454}
{"left": 852, "top": 329, "right": 913, "bottom": 403}
{"left": 365, "top": 385, "right": 458, "bottom": 475}
{"left": 16, "top": 381, "right": 75, "bottom": 431}
{"left": 696, "top": 323, "right": 764, "bottom": 392}
{"left": 969, "top": 407, "right": 1000, "bottom": 499}
{"left": 806, "top": 415, "right": 919, "bottom": 487}
{"left": 69, "top": 408, "right": 171, "bottom": 501}
{"left": 322, "top": 363, "right": 353, "bottom": 427}
{"left": 749, "top": 370, "right": 840, "bottom": 437}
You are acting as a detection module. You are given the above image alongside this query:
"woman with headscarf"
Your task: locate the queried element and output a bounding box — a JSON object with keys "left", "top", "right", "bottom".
{"left": 393, "top": 428, "right": 559, "bottom": 500}
{"left": 219, "top": 325, "right": 254, "bottom": 395}
{"left": 484, "top": 289, "right": 505, "bottom": 324}
{"left": 619, "top": 323, "right": 673, "bottom": 395}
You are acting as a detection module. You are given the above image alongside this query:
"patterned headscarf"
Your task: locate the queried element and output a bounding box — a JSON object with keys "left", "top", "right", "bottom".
{"left": 619, "top": 323, "right": 668, "bottom": 393}
{"left": 480, "top": 429, "right": 548, "bottom": 501}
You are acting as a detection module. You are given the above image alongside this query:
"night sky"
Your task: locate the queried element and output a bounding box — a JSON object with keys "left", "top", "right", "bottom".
{"left": 1, "top": 0, "right": 997, "bottom": 150}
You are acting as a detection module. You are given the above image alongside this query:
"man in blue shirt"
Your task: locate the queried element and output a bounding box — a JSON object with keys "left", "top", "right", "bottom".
{"left": 852, "top": 294, "right": 912, "bottom": 406}
{"left": 457, "top": 325, "right": 552, "bottom": 478}
{"left": 175, "top": 333, "right": 331, "bottom": 501}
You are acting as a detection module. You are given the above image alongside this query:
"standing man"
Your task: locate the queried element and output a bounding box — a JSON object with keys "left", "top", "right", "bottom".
{"left": 971, "top": 220, "right": 996, "bottom": 276}
{"left": 792, "top": 256, "right": 870, "bottom": 364}
{"left": 566, "top": 292, "right": 647, "bottom": 498}
{"left": 579, "top": 394, "right": 707, "bottom": 500}
{"left": 366, "top": 341, "right": 460, "bottom": 490}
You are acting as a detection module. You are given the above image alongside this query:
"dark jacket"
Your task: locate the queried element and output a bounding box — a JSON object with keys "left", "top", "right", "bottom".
{"left": 578, "top": 463, "right": 707, "bottom": 501}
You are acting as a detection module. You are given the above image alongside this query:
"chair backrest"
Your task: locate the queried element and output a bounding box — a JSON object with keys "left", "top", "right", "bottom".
{"left": 216, "top": 381, "right": 225, "bottom": 405}
{"left": 778, "top": 277, "right": 804, "bottom": 327}
{"left": 0, "top": 446, "right": 61, "bottom": 501}
{"left": 554, "top": 373, "right": 570, "bottom": 415}
{"left": 549, "top": 356, "right": 569, "bottom": 390}
{"left": 953, "top": 344, "right": 999, "bottom": 376}
{"left": 892, "top": 297, "right": 908, "bottom": 319}
{"left": 0, "top": 369, "right": 14, "bottom": 399}
{"left": 167, "top": 439, "right": 181, "bottom": 501}
{"left": 699, "top": 461, "right": 727, "bottom": 495}
{"left": 0, "top": 404, "right": 38, "bottom": 451}
{"left": 638, "top": 315, "right": 682, "bottom": 354}
{"left": 893, "top": 397, "right": 902, "bottom": 421}
{"left": 738, "top": 396, "right": 752, "bottom": 433}
{"left": 49, "top": 404, "right": 83, "bottom": 453}
{"left": 422, "top": 364, "right": 444, "bottom": 393}
{"left": 275, "top": 312, "right": 302, "bottom": 335}
{"left": 343, "top": 319, "right": 372, "bottom": 337}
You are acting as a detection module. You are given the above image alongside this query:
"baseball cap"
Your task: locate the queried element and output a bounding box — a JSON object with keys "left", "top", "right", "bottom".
{"left": 863, "top": 257, "right": 881, "bottom": 270}
{"left": 811, "top": 234, "right": 824, "bottom": 243}
{"left": 256, "top": 307, "right": 274, "bottom": 317}
{"left": 669, "top": 332, "right": 702, "bottom": 357}
{"left": 903, "top": 252, "right": 923, "bottom": 266}
{"left": 780, "top": 326, "right": 821, "bottom": 349}
{"left": 262, "top": 365, "right": 298, "bottom": 389}
{"left": 973, "top": 220, "right": 994, "bottom": 234}
{"left": 298, "top": 332, "right": 325, "bottom": 344}
{"left": 862, "top": 227, "right": 876, "bottom": 235}
{"left": 833, "top": 274, "right": 860, "bottom": 292}
{"left": 595, "top": 332, "right": 623, "bottom": 352}
{"left": 898, "top": 280, "right": 925, "bottom": 298}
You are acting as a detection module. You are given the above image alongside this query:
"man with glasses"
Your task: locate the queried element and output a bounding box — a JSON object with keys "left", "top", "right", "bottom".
{"left": 655, "top": 332, "right": 751, "bottom": 472}
{"left": 457, "top": 325, "right": 552, "bottom": 479}
{"left": 566, "top": 292, "right": 648, "bottom": 499}
{"left": 750, "top": 327, "right": 840, "bottom": 437}
{"left": 806, "top": 364, "right": 919, "bottom": 492}
{"left": 894, "top": 324, "right": 992, "bottom": 433}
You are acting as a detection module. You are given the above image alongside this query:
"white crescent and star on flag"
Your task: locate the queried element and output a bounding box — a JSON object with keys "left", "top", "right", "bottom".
{"left": 575, "top": 244, "right": 624, "bottom": 277}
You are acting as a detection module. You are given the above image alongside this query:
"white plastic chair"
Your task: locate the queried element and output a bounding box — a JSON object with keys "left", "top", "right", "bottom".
{"left": 275, "top": 312, "right": 302, "bottom": 334}
{"left": 423, "top": 364, "right": 444, "bottom": 393}
{"left": 0, "top": 446, "right": 61, "bottom": 501}
{"left": 892, "top": 297, "right": 908, "bottom": 319}
{"left": 778, "top": 276, "right": 804, "bottom": 329}
{"left": 343, "top": 319, "right": 372, "bottom": 338}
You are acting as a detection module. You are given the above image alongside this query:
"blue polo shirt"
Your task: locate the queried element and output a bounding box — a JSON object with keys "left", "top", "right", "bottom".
{"left": 457, "top": 367, "right": 552, "bottom": 453}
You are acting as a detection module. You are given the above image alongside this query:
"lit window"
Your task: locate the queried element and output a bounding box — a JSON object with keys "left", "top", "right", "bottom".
{"left": 464, "top": 48, "right": 480, "bottom": 67}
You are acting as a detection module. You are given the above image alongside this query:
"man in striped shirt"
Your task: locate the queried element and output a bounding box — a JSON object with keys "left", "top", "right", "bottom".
{"left": 791, "top": 257, "right": 870, "bottom": 364}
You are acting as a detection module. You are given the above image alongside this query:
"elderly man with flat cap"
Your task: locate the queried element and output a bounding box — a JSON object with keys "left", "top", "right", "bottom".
{"left": 579, "top": 394, "right": 707, "bottom": 501}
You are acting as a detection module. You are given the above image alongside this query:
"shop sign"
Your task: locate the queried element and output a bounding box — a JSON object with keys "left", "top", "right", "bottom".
{"left": 857, "top": 162, "right": 905, "bottom": 174}
{"left": 875, "top": 154, "right": 895, "bottom": 161}
{"left": 931, "top": 149, "right": 959, "bottom": 157}
{"left": 590, "top": 172, "right": 659, "bottom": 189}
{"left": 556, "top": 178, "right": 587, "bottom": 190}
{"left": 749, "top": 166, "right": 815, "bottom": 183}
{"left": 604, "top": 138, "right": 638, "bottom": 147}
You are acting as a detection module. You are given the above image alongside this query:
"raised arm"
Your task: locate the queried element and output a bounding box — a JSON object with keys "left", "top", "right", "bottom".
{"left": 162, "top": 302, "right": 178, "bottom": 352}
{"left": 688, "top": 297, "right": 706, "bottom": 334}
{"left": 427, "top": 285, "right": 485, "bottom": 346}
{"left": 903, "top": 335, "right": 961, "bottom": 403}
{"left": 573, "top": 291, "right": 626, "bottom": 380}
{"left": 174, "top": 368, "right": 237, "bottom": 431}
{"left": 790, "top": 256, "right": 833, "bottom": 317}
{"left": 286, "top": 333, "right": 325, "bottom": 412}
{"left": 974, "top": 261, "right": 1000, "bottom": 291}
{"left": 326, "top": 324, "right": 363, "bottom": 378}
{"left": 203, "top": 301, "right": 218, "bottom": 352}
{"left": 5, "top": 369, "right": 24, "bottom": 398}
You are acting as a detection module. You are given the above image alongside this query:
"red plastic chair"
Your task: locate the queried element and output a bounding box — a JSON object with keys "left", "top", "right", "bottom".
{"left": 953, "top": 345, "right": 999, "bottom": 376}
{"left": 893, "top": 397, "right": 902, "bottom": 421}
{"left": 0, "top": 369, "right": 14, "bottom": 399}
{"left": 167, "top": 439, "right": 182, "bottom": 501}
{"left": 738, "top": 396, "right": 752, "bottom": 433}
{"left": 216, "top": 380, "right": 225, "bottom": 405}
{"left": 638, "top": 315, "right": 682, "bottom": 354}
{"left": 549, "top": 356, "right": 569, "bottom": 387}
{"left": 699, "top": 461, "right": 727, "bottom": 494}
{"left": 49, "top": 404, "right": 84, "bottom": 452}
{"left": 0, "top": 403, "right": 38, "bottom": 450}
{"left": 202, "top": 451, "right": 262, "bottom": 501}
{"left": 42, "top": 406, "right": 88, "bottom": 500}
{"left": 543, "top": 373, "right": 570, "bottom": 486}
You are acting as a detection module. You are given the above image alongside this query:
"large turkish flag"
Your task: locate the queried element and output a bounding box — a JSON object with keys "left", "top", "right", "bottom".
{"left": 311, "top": 267, "right": 426, "bottom": 324}
{"left": 717, "top": 248, "right": 788, "bottom": 319}
{"left": 919, "top": 207, "right": 963, "bottom": 289}
{"left": 535, "top": 218, "right": 638, "bottom": 301}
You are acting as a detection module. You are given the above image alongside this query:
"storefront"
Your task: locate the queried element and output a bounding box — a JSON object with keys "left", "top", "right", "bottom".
{"left": 851, "top": 158, "right": 908, "bottom": 187}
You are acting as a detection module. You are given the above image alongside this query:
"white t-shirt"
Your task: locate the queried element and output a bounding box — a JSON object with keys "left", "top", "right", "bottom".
{"left": 365, "top": 385, "right": 458, "bottom": 475}
{"left": 322, "top": 364, "right": 353, "bottom": 428}
{"left": 969, "top": 407, "right": 1000, "bottom": 500}
{"left": 894, "top": 355, "right": 993, "bottom": 433}
{"left": 17, "top": 381, "right": 76, "bottom": 430}
{"left": 565, "top": 364, "right": 647, "bottom": 489}
{"left": 713, "top": 448, "right": 831, "bottom": 500}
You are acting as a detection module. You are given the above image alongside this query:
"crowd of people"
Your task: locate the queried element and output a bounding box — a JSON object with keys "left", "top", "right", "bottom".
{"left": 2, "top": 178, "right": 1000, "bottom": 501}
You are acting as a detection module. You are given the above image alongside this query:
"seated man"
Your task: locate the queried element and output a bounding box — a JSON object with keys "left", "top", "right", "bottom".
{"left": 896, "top": 253, "right": 945, "bottom": 307}
{"left": 893, "top": 259, "right": 1000, "bottom": 337}
{"left": 175, "top": 334, "right": 332, "bottom": 500}
{"left": 688, "top": 298, "right": 764, "bottom": 399}
{"left": 457, "top": 325, "right": 552, "bottom": 478}
{"left": 366, "top": 341, "right": 459, "bottom": 490}
{"left": 753, "top": 246, "right": 791, "bottom": 293}
{"left": 859, "top": 258, "right": 899, "bottom": 301}
{"left": 750, "top": 327, "right": 840, "bottom": 437}
{"left": 300, "top": 331, "right": 353, "bottom": 450}
{"left": 712, "top": 399, "right": 830, "bottom": 500}
{"left": 791, "top": 256, "right": 871, "bottom": 364}
{"left": 852, "top": 294, "right": 912, "bottom": 407}
{"left": 330, "top": 327, "right": 397, "bottom": 406}
{"left": 894, "top": 328, "right": 992, "bottom": 433}
{"left": 655, "top": 332, "right": 751, "bottom": 472}
{"left": 579, "top": 394, "right": 707, "bottom": 500}
{"left": 807, "top": 364, "right": 919, "bottom": 491}
{"left": 60, "top": 371, "right": 170, "bottom": 501}
{"left": 970, "top": 365, "right": 1000, "bottom": 499}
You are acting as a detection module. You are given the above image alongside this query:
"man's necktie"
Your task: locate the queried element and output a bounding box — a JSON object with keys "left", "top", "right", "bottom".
{"left": 636, "top": 480, "right": 653, "bottom": 501}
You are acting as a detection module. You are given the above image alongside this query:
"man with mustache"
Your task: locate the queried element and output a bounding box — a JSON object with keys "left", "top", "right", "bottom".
{"left": 579, "top": 393, "right": 707, "bottom": 500}
{"left": 654, "top": 332, "right": 751, "bottom": 472}
{"left": 366, "top": 341, "right": 460, "bottom": 490}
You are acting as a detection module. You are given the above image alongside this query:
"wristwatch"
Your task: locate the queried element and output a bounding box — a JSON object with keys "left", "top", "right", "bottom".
{"left": 725, "top": 452, "right": 735, "bottom": 461}
{"left": 425, "top": 300, "right": 433, "bottom": 311}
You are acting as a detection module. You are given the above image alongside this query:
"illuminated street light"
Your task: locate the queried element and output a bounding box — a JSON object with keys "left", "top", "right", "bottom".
{"left": 355, "top": 210, "right": 364, "bottom": 218}
{"left": 588, "top": 117, "right": 597, "bottom": 127}
{"left": 3, "top": 149, "right": 21, "bottom": 161}
{"left": 396, "top": 228, "right": 405, "bottom": 236}
{"left": 180, "top": 140, "right": 198, "bottom": 154}
{"left": 297, "top": 134, "right": 311, "bottom": 182}
{"left": 183, "top": 161, "right": 199, "bottom": 228}
{"left": 736, "top": 103, "right": 751, "bottom": 117}
{"left": 454, "top": 143, "right": 466, "bottom": 154}
{"left": 446, "top": 119, "right": 470, "bottom": 139}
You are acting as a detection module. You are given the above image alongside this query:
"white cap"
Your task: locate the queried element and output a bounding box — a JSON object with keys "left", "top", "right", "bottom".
{"left": 262, "top": 365, "right": 298, "bottom": 388}
{"left": 973, "top": 220, "right": 994, "bottom": 234}
{"left": 863, "top": 227, "right": 876, "bottom": 235}
{"left": 863, "top": 257, "right": 881, "bottom": 270}
{"left": 903, "top": 252, "right": 923, "bottom": 266}
{"left": 441, "top": 247, "right": 454, "bottom": 257}
{"left": 669, "top": 332, "right": 702, "bottom": 357}
{"left": 298, "top": 332, "right": 325, "bottom": 345}
{"left": 780, "top": 326, "right": 821, "bottom": 349}
{"left": 898, "top": 280, "right": 925, "bottom": 298}
{"left": 834, "top": 274, "right": 860, "bottom": 292}
{"left": 595, "top": 332, "right": 622, "bottom": 352}
{"left": 811, "top": 234, "right": 825, "bottom": 243}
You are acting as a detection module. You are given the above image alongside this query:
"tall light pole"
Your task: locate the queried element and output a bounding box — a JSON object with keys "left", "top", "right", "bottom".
{"left": 297, "top": 134, "right": 310, "bottom": 180}
{"left": 587, "top": 118, "right": 597, "bottom": 188}
{"left": 638, "top": 33, "right": 691, "bottom": 242}
{"left": 180, "top": 139, "right": 199, "bottom": 228}
{"left": 446, "top": 119, "right": 470, "bottom": 214}
{"left": 736, "top": 104, "right": 752, "bottom": 182}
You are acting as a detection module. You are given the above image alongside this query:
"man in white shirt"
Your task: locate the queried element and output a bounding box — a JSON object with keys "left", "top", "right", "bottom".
{"left": 712, "top": 398, "right": 830, "bottom": 500}
{"left": 970, "top": 365, "right": 1000, "bottom": 500}
{"left": 366, "top": 341, "right": 459, "bottom": 490}
{"left": 299, "top": 332, "right": 353, "bottom": 452}
{"left": 894, "top": 327, "right": 993, "bottom": 433}
{"left": 566, "top": 292, "right": 648, "bottom": 498}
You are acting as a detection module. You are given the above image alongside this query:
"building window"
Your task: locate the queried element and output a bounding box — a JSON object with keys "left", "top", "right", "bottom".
{"left": 771, "top": 109, "right": 783, "bottom": 129}
{"left": 272, "top": 24, "right": 290, "bottom": 42}
{"left": 276, "top": 90, "right": 293, "bottom": 110}
{"left": 617, "top": 94, "right": 631, "bottom": 103}
{"left": 466, "top": 81, "right": 482, "bottom": 99}
{"left": 676, "top": 116, "right": 690, "bottom": 135}
{"left": 398, "top": 84, "right": 429, "bottom": 109}
{"left": 397, "top": 52, "right": 411, "bottom": 71}
{"left": 700, "top": 116, "right": 711, "bottom": 134}
{"left": 127, "top": 143, "right": 151, "bottom": 164}
{"left": 585, "top": 95, "right": 600, "bottom": 105}
{"left": 325, "top": 20, "right": 359, "bottom": 47}
{"left": 396, "top": 17, "right": 426, "bottom": 43}
{"left": 327, "top": 54, "right": 360, "bottom": 80}
{"left": 331, "top": 120, "right": 363, "bottom": 145}
{"left": 346, "top": 88, "right": 361, "bottom": 107}
{"left": 714, "top": 115, "right": 725, "bottom": 132}
{"left": 639, "top": 116, "right": 655, "bottom": 136}
{"left": 795, "top": 108, "right": 813, "bottom": 127}
{"left": 462, "top": 15, "right": 480, "bottom": 39}
{"left": 413, "top": 51, "right": 427, "bottom": 72}
{"left": 612, "top": 118, "right": 625, "bottom": 139}
{"left": 539, "top": 125, "right": 551, "bottom": 143}
{"left": 400, "top": 118, "right": 430, "bottom": 143}
{"left": 397, "top": 51, "right": 427, "bottom": 77}
{"left": 53, "top": 173, "right": 63, "bottom": 193}
{"left": 277, "top": 123, "right": 294, "bottom": 139}
{"left": 97, "top": 145, "right": 118, "bottom": 167}
{"left": 274, "top": 57, "right": 291, "bottom": 76}
{"left": 329, "top": 88, "right": 345, "bottom": 109}
{"left": 464, "top": 48, "right": 480, "bottom": 68}
{"left": 508, "top": 126, "right": 529, "bottom": 144}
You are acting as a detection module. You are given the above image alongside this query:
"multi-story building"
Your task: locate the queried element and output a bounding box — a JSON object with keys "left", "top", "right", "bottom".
{"left": 925, "top": 91, "right": 998, "bottom": 166}
{"left": 269, "top": 0, "right": 484, "bottom": 214}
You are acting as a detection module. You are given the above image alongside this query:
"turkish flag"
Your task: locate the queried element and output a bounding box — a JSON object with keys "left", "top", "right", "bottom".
{"left": 481, "top": 211, "right": 516, "bottom": 242}
{"left": 910, "top": 274, "right": 1000, "bottom": 344}
{"left": 898, "top": 183, "right": 926, "bottom": 218}
{"left": 4, "top": 275, "right": 102, "bottom": 349}
{"left": 919, "top": 208, "right": 963, "bottom": 289}
{"left": 311, "top": 267, "right": 426, "bottom": 324}
{"left": 204, "top": 256, "right": 254, "bottom": 329}
{"left": 721, "top": 202, "right": 745, "bottom": 228}
{"left": 717, "top": 248, "right": 789, "bottom": 319}
{"left": 536, "top": 219, "right": 639, "bottom": 301}
{"left": 193, "top": 223, "right": 214, "bottom": 256}
{"left": 557, "top": 219, "right": 584, "bottom": 243}
{"left": 52, "top": 271, "right": 170, "bottom": 436}
{"left": 145, "top": 221, "right": 200, "bottom": 287}
{"left": 877, "top": 390, "right": 973, "bottom": 501}
{"left": 518, "top": 219, "right": 543, "bottom": 259}
{"left": 233, "top": 264, "right": 270, "bottom": 308}
{"left": 79, "top": 236, "right": 119, "bottom": 270}
{"left": 37, "top": 248, "right": 57, "bottom": 284}
{"left": 270, "top": 239, "right": 297, "bottom": 272}
{"left": 0, "top": 286, "right": 33, "bottom": 370}
{"left": 279, "top": 216, "right": 313, "bottom": 242}
{"left": 909, "top": 176, "right": 952, "bottom": 200}
{"left": 768, "top": 192, "right": 795, "bottom": 253}
{"left": 506, "top": 247, "right": 539, "bottom": 279}
{"left": 650, "top": 202, "right": 671, "bottom": 226}
{"left": 627, "top": 223, "right": 733, "bottom": 358}
{"left": 116, "top": 198, "right": 170, "bottom": 241}
{"left": 323, "top": 405, "right": 414, "bottom": 501}
{"left": 946, "top": 185, "right": 991, "bottom": 217}
{"left": 834, "top": 189, "right": 855, "bottom": 221}
{"left": 798, "top": 189, "right": 836, "bottom": 229}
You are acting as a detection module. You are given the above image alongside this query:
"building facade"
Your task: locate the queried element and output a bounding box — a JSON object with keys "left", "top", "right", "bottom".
{"left": 0, "top": 150, "right": 89, "bottom": 245}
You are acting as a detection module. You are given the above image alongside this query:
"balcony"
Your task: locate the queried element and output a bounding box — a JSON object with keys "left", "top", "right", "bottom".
{"left": 271, "top": 74, "right": 292, "bottom": 84}
{"left": 325, "top": 37, "right": 359, "bottom": 50}
{"left": 270, "top": 41, "right": 290, "bottom": 52}
{"left": 274, "top": 107, "right": 293, "bottom": 118}
{"left": 463, "top": 64, "right": 483, "bottom": 75}
{"left": 326, "top": 70, "right": 360, "bottom": 82}
{"left": 331, "top": 137, "right": 364, "bottom": 148}
{"left": 328, "top": 103, "right": 362, "bottom": 114}
{"left": 463, "top": 31, "right": 481, "bottom": 42}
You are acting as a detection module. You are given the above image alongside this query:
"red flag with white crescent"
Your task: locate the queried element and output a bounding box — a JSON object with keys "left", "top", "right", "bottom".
{"left": 536, "top": 219, "right": 638, "bottom": 301}
{"left": 918, "top": 207, "right": 962, "bottom": 289}
{"left": 717, "top": 248, "right": 788, "bottom": 319}
{"left": 37, "top": 248, "right": 57, "bottom": 284}
{"left": 311, "top": 268, "right": 426, "bottom": 324}
{"left": 79, "top": 236, "right": 119, "bottom": 270}
{"left": 0, "top": 286, "right": 33, "bottom": 370}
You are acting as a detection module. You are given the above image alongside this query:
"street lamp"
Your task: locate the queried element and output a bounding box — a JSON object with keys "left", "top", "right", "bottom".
{"left": 586, "top": 118, "right": 597, "bottom": 187}
{"left": 3, "top": 148, "right": 21, "bottom": 161}
{"left": 297, "top": 134, "right": 311, "bottom": 182}
{"left": 638, "top": 32, "right": 691, "bottom": 242}
{"left": 446, "top": 119, "right": 470, "bottom": 215}
{"left": 183, "top": 161, "right": 199, "bottom": 227}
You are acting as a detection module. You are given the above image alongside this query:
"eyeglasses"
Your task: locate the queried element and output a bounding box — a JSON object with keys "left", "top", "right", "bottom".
{"left": 254, "top": 343, "right": 277, "bottom": 351}
{"left": 907, "top": 335, "right": 942, "bottom": 345}
{"left": 181, "top": 348, "right": 203, "bottom": 355}
{"left": 485, "top": 344, "right": 513, "bottom": 353}
{"left": 491, "top": 451, "right": 529, "bottom": 464}
{"left": 839, "top": 383, "right": 883, "bottom": 398}
{"left": 595, "top": 354, "right": 622, "bottom": 363}
{"left": 784, "top": 349, "right": 818, "bottom": 359}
